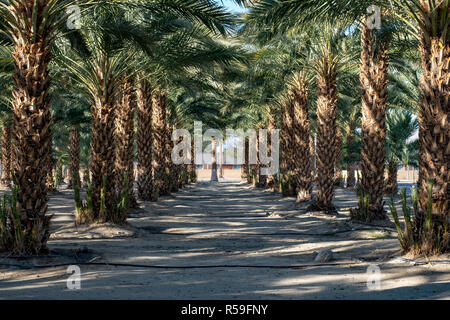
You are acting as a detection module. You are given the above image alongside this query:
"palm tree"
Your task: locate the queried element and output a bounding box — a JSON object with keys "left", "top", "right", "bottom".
{"left": 58, "top": 5, "right": 135, "bottom": 222}
{"left": 0, "top": 46, "right": 13, "bottom": 187}
{"left": 359, "top": 21, "right": 391, "bottom": 219}
{"left": 51, "top": 81, "right": 91, "bottom": 190}
{"left": 68, "top": 124, "right": 81, "bottom": 188}
{"left": 0, "top": 0, "right": 78, "bottom": 253}
{"left": 136, "top": 78, "right": 155, "bottom": 201}
{"left": 1, "top": 123, "right": 12, "bottom": 187}
{"left": 334, "top": 129, "right": 344, "bottom": 187}
{"left": 280, "top": 94, "right": 295, "bottom": 196}
{"left": 265, "top": 105, "right": 278, "bottom": 189}
{"left": 152, "top": 89, "right": 169, "bottom": 196}
{"left": 210, "top": 137, "right": 219, "bottom": 182}
{"left": 313, "top": 43, "right": 339, "bottom": 213}
{"left": 250, "top": 0, "right": 448, "bottom": 242}
{"left": 115, "top": 75, "right": 137, "bottom": 207}
{"left": 289, "top": 72, "right": 313, "bottom": 201}
{"left": 385, "top": 110, "right": 419, "bottom": 195}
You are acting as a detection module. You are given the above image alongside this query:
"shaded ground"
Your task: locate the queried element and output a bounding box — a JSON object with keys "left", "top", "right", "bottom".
{"left": 0, "top": 181, "right": 449, "bottom": 299}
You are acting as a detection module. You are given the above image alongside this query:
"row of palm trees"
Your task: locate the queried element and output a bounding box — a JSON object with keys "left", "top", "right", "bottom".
{"left": 0, "top": 0, "right": 245, "bottom": 254}
{"left": 234, "top": 0, "right": 448, "bottom": 254}
{"left": 0, "top": 1, "right": 447, "bottom": 256}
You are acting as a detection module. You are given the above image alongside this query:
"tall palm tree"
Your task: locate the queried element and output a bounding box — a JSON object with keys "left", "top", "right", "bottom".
{"left": 289, "top": 72, "right": 313, "bottom": 202}
{"left": 334, "top": 129, "right": 344, "bottom": 187}
{"left": 359, "top": 21, "right": 391, "bottom": 218}
{"left": 115, "top": 74, "right": 137, "bottom": 206}
{"left": 152, "top": 89, "right": 169, "bottom": 196}
{"left": 136, "top": 78, "right": 155, "bottom": 200}
{"left": 250, "top": 0, "right": 448, "bottom": 239}
{"left": 313, "top": 43, "right": 339, "bottom": 213}
{"left": 385, "top": 109, "right": 419, "bottom": 195}
{"left": 280, "top": 94, "right": 295, "bottom": 196}
{"left": 68, "top": 124, "right": 81, "bottom": 188}
{"left": 210, "top": 137, "right": 219, "bottom": 182}
{"left": 265, "top": 105, "right": 278, "bottom": 189}
{"left": 1, "top": 123, "right": 12, "bottom": 187}
{"left": 0, "top": 0, "right": 78, "bottom": 253}
{"left": 58, "top": 5, "right": 135, "bottom": 222}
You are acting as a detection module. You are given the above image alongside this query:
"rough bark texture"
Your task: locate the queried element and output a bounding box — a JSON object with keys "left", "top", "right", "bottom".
{"left": 334, "top": 130, "right": 344, "bottom": 187}
{"left": 386, "top": 160, "right": 398, "bottom": 195}
{"left": 417, "top": 2, "right": 449, "bottom": 217}
{"left": 280, "top": 96, "right": 295, "bottom": 196}
{"left": 346, "top": 163, "right": 356, "bottom": 188}
{"left": 169, "top": 125, "right": 179, "bottom": 192}
{"left": 90, "top": 79, "right": 116, "bottom": 222}
{"left": 242, "top": 137, "right": 249, "bottom": 182}
{"left": 189, "top": 139, "right": 197, "bottom": 183}
{"left": 345, "top": 125, "right": 356, "bottom": 188}
{"left": 1, "top": 125, "right": 12, "bottom": 186}
{"left": 68, "top": 125, "right": 81, "bottom": 188}
{"left": 46, "top": 137, "right": 55, "bottom": 192}
{"left": 115, "top": 77, "right": 137, "bottom": 207}
{"left": 290, "top": 73, "right": 313, "bottom": 202}
{"left": 360, "top": 24, "right": 389, "bottom": 218}
{"left": 314, "top": 53, "right": 338, "bottom": 212}
{"left": 82, "top": 165, "right": 90, "bottom": 188}
{"left": 137, "top": 79, "right": 155, "bottom": 201}
{"left": 255, "top": 128, "right": 267, "bottom": 188}
{"left": 152, "top": 90, "right": 169, "bottom": 196}
{"left": 210, "top": 137, "right": 218, "bottom": 182}
{"left": 9, "top": 0, "right": 53, "bottom": 253}
{"left": 266, "top": 110, "right": 278, "bottom": 189}
{"left": 310, "top": 134, "right": 316, "bottom": 182}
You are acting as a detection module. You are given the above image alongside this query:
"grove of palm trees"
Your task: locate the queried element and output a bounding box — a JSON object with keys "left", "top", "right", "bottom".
{"left": 0, "top": 0, "right": 448, "bottom": 301}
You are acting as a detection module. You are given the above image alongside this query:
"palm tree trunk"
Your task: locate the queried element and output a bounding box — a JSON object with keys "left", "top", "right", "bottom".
{"left": 68, "top": 124, "right": 81, "bottom": 189}
{"left": 345, "top": 125, "right": 356, "bottom": 188}
{"left": 115, "top": 76, "right": 137, "bottom": 207}
{"left": 82, "top": 165, "right": 90, "bottom": 188}
{"left": 90, "top": 100, "right": 116, "bottom": 222}
{"left": 314, "top": 53, "right": 338, "bottom": 213}
{"left": 417, "top": 2, "right": 449, "bottom": 217}
{"left": 189, "top": 139, "right": 197, "bottom": 183}
{"left": 1, "top": 124, "right": 12, "bottom": 186}
{"left": 169, "top": 125, "right": 179, "bottom": 192}
{"left": 242, "top": 137, "right": 249, "bottom": 182}
{"left": 10, "top": 0, "right": 53, "bottom": 253}
{"left": 280, "top": 96, "right": 295, "bottom": 196}
{"left": 218, "top": 139, "right": 224, "bottom": 179}
{"left": 291, "top": 73, "right": 313, "bottom": 202}
{"left": 266, "top": 109, "right": 278, "bottom": 189}
{"left": 137, "top": 79, "right": 155, "bottom": 201}
{"left": 360, "top": 24, "right": 389, "bottom": 218}
{"left": 346, "top": 163, "right": 356, "bottom": 188}
{"left": 210, "top": 137, "right": 218, "bottom": 182}
{"left": 334, "top": 130, "right": 344, "bottom": 187}
{"left": 256, "top": 130, "right": 267, "bottom": 188}
{"left": 46, "top": 129, "right": 56, "bottom": 192}
{"left": 386, "top": 160, "right": 398, "bottom": 196}
{"left": 152, "top": 90, "right": 170, "bottom": 196}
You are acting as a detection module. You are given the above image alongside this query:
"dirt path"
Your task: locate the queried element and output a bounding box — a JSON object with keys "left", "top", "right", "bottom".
{"left": 0, "top": 181, "right": 449, "bottom": 299}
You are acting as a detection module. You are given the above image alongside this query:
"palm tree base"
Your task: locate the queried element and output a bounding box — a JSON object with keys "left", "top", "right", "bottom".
{"left": 308, "top": 203, "right": 338, "bottom": 216}
{"left": 349, "top": 207, "right": 388, "bottom": 222}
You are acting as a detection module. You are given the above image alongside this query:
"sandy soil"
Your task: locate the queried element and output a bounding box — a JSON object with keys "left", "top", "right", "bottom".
{"left": 0, "top": 181, "right": 449, "bottom": 299}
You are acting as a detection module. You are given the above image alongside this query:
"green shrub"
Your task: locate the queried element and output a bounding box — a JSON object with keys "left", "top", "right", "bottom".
{"left": 390, "top": 180, "right": 449, "bottom": 255}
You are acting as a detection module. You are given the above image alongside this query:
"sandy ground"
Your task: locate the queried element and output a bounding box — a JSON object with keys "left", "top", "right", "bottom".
{"left": 0, "top": 181, "right": 449, "bottom": 299}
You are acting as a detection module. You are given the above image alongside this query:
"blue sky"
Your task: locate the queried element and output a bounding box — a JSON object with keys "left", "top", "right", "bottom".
{"left": 221, "top": 0, "right": 248, "bottom": 13}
